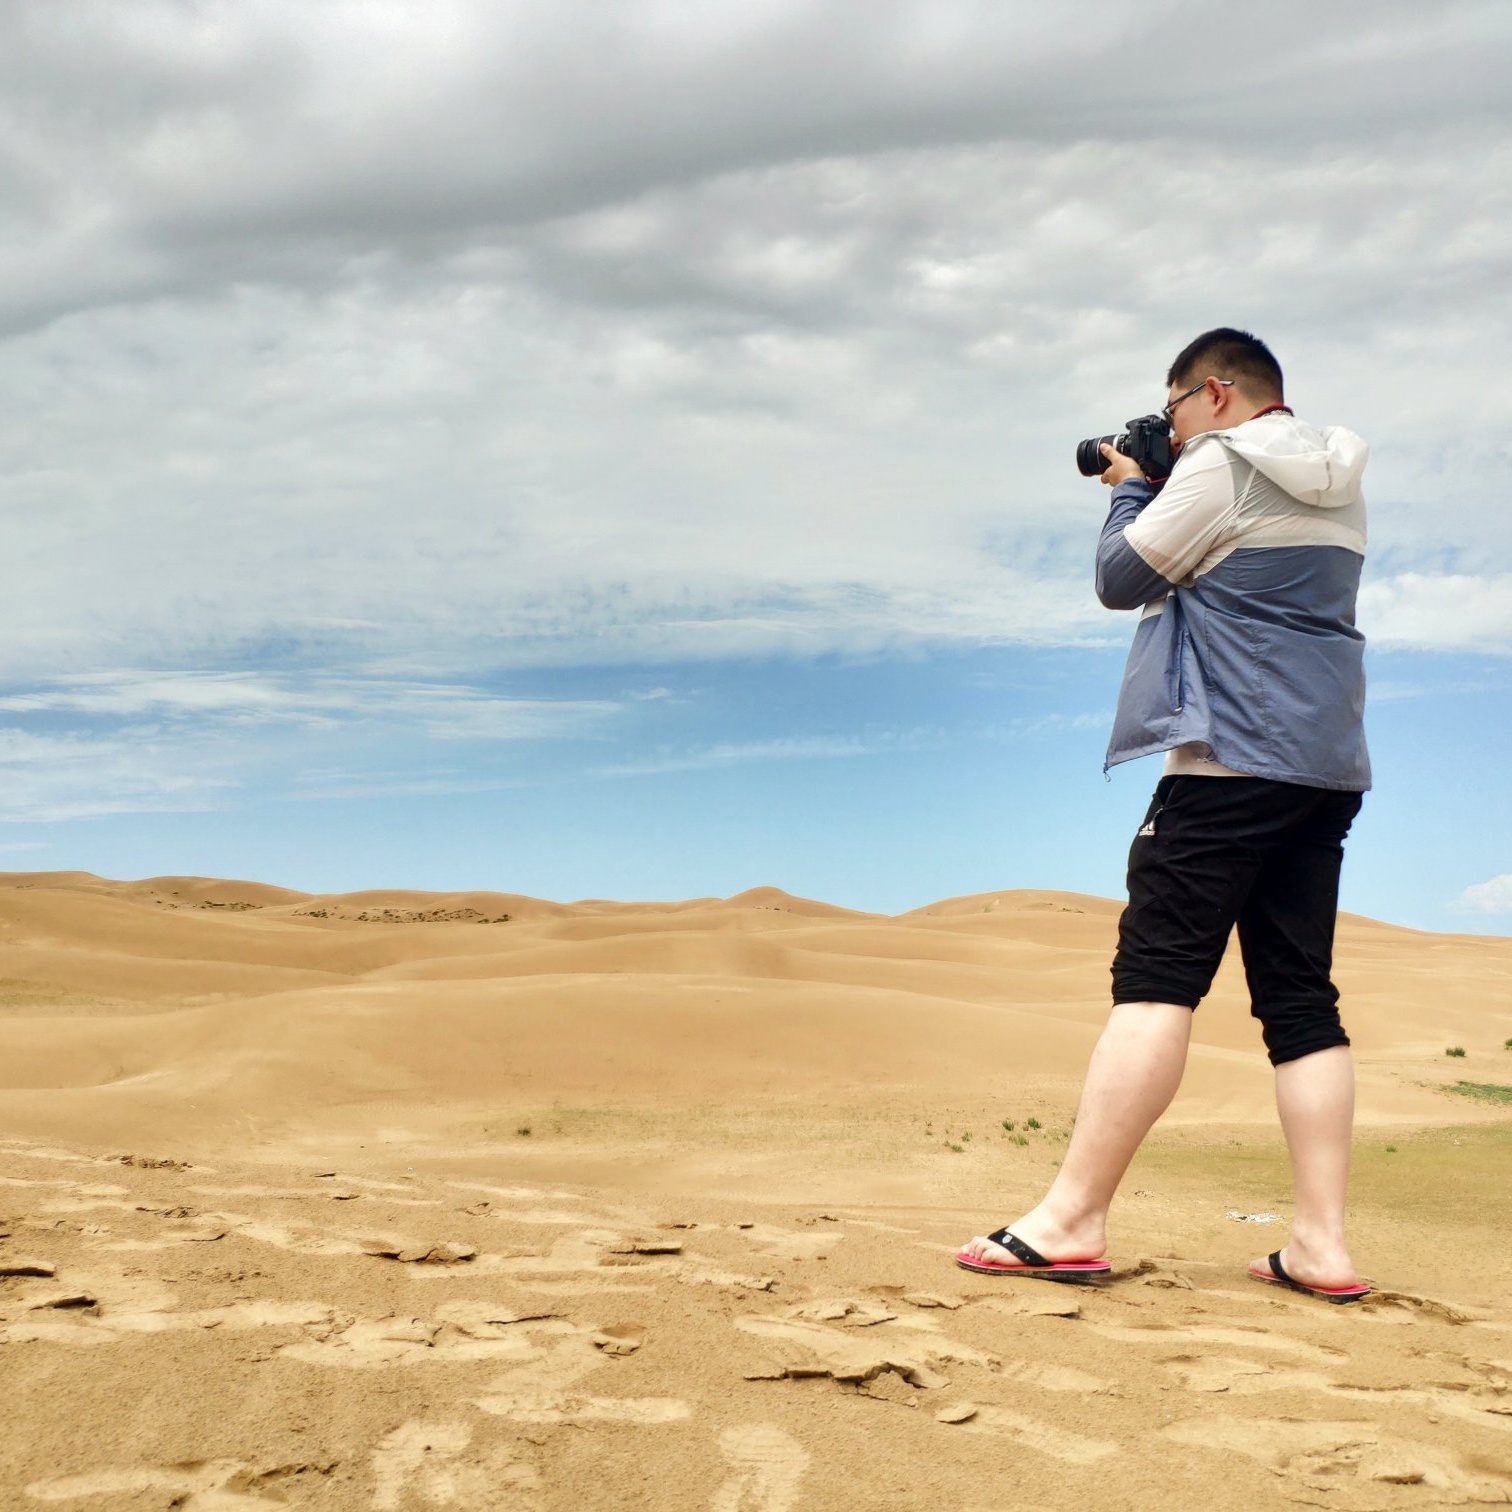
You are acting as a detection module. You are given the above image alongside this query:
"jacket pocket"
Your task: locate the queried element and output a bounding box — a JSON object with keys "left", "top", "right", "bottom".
{"left": 1164, "top": 599, "right": 1188, "bottom": 713}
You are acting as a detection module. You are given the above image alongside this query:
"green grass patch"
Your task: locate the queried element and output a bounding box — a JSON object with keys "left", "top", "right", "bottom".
{"left": 1443, "top": 1080, "right": 1512, "bottom": 1105}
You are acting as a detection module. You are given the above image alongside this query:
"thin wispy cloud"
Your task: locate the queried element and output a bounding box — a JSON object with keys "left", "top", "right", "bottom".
{"left": 0, "top": 729, "right": 236, "bottom": 822}
{"left": 590, "top": 734, "right": 910, "bottom": 778}
{"left": 0, "top": 674, "right": 621, "bottom": 820}
{"left": 0, "top": 673, "right": 618, "bottom": 739}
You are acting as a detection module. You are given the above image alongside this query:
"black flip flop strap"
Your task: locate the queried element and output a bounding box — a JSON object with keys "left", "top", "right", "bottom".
{"left": 985, "top": 1227, "right": 1051, "bottom": 1268}
{"left": 1267, "top": 1250, "right": 1292, "bottom": 1284}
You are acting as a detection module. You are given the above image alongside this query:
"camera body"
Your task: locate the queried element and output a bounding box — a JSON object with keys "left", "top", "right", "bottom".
{"left": 1076, "top": 413, "right": 1174, "bottom": 482}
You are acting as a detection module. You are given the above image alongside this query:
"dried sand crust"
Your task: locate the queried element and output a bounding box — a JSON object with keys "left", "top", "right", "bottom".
{"left": 1, "top": 870, "right": 1511, "bottom": 1510}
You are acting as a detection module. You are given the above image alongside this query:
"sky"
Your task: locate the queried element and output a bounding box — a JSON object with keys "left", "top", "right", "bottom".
{"left": 1, "top": 0, "right": 1509, "bottom": 932}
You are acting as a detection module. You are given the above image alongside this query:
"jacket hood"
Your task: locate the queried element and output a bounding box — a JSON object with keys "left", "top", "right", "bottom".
{"left": 1189, "top": 411, "right": 1368, "bottom": 508}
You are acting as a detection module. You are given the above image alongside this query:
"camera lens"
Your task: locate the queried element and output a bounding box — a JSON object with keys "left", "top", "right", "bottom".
{"left": 1076, "top": 435, "right": 1118, "bottom": 477}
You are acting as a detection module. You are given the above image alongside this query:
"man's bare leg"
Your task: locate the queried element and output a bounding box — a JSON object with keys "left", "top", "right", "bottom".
{"left": 959, "top": 1000, "right": 1192, "bottom": 1265}
{"left": 1255, "top": 1045, "right": 1361, "bottom": 1288}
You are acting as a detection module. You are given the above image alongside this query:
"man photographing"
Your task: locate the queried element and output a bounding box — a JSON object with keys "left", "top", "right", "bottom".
{"left": 958, "top": 328, "right": 1373, "bottom": 1302}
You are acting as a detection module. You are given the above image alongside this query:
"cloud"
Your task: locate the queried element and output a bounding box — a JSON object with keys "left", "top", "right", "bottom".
{"left": 1454, "top": 873, "right": 1512, "bottom": 915}
{"left": 1358, "top": 574, "right": 1512, "bottom": 653}
{"left": 3, "top": 3, "right": 1508, "bottom": 329}
{"left": 589, "top": 734, "right": 891, "bottom": 778}
{"left": 0, "top": 728, "right": 235, "bottom": 822}
{"left": 588, "top": 709, "right": 1108, "bottom": 777}
{"left": 0, "top": 672, "right": 618, "bottom": 739}
{"left": 1, "top": 1, "right": 1509, "bottom": 701}
{"left": 0, "top": 671, "right": 621, "bottom": 820}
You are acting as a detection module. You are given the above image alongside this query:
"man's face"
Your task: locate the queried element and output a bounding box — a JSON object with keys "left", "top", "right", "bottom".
{"left": 1164, "top": 375, "right": 1232, "bottom": 450}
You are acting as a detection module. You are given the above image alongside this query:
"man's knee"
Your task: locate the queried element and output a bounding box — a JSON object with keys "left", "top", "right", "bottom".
{"left": 1258, "top": 1005, "right": 1350, "bottom": 1067}
{"left": 1110, "top": 965, "right": 1205, "bottom": 1009}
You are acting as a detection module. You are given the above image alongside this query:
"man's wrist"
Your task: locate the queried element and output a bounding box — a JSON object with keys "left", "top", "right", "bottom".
{"left": 1109, "top": 476, "right": 1157, "bottom": 510}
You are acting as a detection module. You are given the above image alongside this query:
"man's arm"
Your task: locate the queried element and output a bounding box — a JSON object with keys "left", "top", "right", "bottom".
{"left": 1096, "top": 479, "right": 1170, "bottom": 609}
{"left": 1095, "top": 437, "right": 1241, "bottom": 610}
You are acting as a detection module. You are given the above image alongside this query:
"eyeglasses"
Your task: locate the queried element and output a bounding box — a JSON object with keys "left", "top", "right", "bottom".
{"left": 1162, "top": 377, "right": 1232, "bottom": 424}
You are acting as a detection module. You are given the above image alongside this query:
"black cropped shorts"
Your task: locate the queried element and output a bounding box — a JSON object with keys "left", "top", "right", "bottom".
{"left": 1111, "top": 775, "right": 1364, "bottom": 1066}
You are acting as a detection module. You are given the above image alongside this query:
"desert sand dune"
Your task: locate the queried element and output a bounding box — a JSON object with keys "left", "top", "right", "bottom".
{"left": 2, "top": 869, "right": 1510, "bottom": 1510}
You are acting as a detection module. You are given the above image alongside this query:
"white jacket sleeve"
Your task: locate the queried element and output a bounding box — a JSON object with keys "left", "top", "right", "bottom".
{"left": 1122, "top": 437, "right": 1241, "bottom": 586}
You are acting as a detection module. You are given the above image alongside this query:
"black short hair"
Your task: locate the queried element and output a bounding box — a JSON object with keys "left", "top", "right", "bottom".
{"left": 1166, "top": 328, "right": 1283, "bottom": 402}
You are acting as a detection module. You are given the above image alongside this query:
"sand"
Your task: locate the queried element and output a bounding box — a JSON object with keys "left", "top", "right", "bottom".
{"left": 2, "top": 869, "right": 1510, "bottom": 1510}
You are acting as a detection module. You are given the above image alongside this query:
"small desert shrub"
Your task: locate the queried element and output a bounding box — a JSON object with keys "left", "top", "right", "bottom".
{"left": 1445, "top": 1046, "right": 1466, "bottom": 1058}
{"left": 1384, "top": 1144, "right": 1397, "bottom": 1154}
{"left": 1026, "top": 1117, "right": 1042, "bottom": 1130}
{"left": 516, "top": 1125, "right": 532, "bottom": 1136}
{"left": 1001, "top": 1120, "right": 1016, "bottom": 1132}
{"left": 1011, "top": 1134, "right": 1029, "bottom": 1147}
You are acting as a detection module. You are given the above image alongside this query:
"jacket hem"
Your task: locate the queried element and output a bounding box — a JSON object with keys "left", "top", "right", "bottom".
{"left": 1105, "top": 744, "right": 1370, "bottom": 793}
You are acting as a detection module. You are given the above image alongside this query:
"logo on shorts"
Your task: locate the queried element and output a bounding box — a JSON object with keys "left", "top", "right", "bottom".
{"left": 1137, "top": 818, "right": 1157, "bottom": 837}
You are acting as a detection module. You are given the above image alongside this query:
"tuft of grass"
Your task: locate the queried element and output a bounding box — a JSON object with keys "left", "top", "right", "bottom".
{"left": 515, "top": 1125, "right": 532, "bottom": 1137}
{"left": 1443, "top": 1080, "right": 1512, "bottom": 1105}
{"left": 1384, "top": 1144, "right": 1397, "bottom": 1153}
{"left": 1001, "top": 1120, "right": 1016, "bottom": 1132}
{"left": 1505, "top": 1038, "right": 1512, "bottom": 1050}
{"left": 945, "top": 1141, "right": 964, "bottom": 1153}
{"left": 1445, "top": 1046, "right": 1466, "bottom": 1058}
{"left": 1026, "top": 1117, "right": 1042, "bottom": 1130}
{"left": 1010, "top": 1134, "right": 1029, "bottom": 1147}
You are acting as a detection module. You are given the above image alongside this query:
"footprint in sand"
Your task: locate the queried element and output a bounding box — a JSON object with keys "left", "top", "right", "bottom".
{"left": 467, "top": 1319, "right": 689, "bottom": 1425}
{"left": 0, "top": 1262, "right": 335, "bottom": 1348}
{"left": 1163, "top": 1352, "right": 1512, "bottom": 1434}
{"left": 1088, "top": 1319, "right": 1345, "bottom": 1360}
{"left": 1163, "top": 1415, "right": 1512, "bottom": 1500}
{"left": 729, "top": 1224, "right": 839, "bottom": 1262}
{"left": 735, "top": 1308, "right": 997, "bottom": 1390}
{"left": 945, "top": 1407, "right": 1117, "bottom": 1466}
{"left": 711, "top": 1425, "right": 809, "bottom": 1512}
{"left": 26, "top": 1458, "right": 335, "bottom": 1508}
{"left": 371, "top": 1421, "right": 541, "bottom": 1511}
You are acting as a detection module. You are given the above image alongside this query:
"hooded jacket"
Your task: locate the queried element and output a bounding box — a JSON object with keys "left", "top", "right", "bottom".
{"left": 1097, "top": 409, "right": 1370, "bottom": 790}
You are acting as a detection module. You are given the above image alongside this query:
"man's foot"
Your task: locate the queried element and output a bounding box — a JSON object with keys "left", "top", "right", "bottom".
{"left": 955, "top": 1226, "right": 1110, "bottom": 1280}
{"left": 1248, "top": 1244, "right": 1370, "bottom": 1303}
{"left": 956, "top": 1206, "right": 1107, "bottom": 1271}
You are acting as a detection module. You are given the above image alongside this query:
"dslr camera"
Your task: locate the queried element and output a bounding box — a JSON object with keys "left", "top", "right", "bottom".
{"left": 1076, "top": 413, "right": 1174, "bottom": 483}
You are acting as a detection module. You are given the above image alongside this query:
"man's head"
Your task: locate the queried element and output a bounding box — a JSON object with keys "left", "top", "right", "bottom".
{"left": 1163, "top": 328, "right": 1285, "bottom": 446}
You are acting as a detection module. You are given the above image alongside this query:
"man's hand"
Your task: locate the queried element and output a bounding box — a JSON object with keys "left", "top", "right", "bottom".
{"left": 1100, "top": 443, "right": 1146, "bottom": 487}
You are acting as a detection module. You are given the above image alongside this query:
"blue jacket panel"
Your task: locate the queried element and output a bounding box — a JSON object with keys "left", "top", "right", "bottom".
{"left": 1097, "top": 414, "right": 1371, "bottom": 792}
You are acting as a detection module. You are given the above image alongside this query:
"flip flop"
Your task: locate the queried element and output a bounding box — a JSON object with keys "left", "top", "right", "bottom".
{"left": 1248, "top": 1250, "right": 1371, "bottom": 1304}
{"left": 954, "top": 1227, "right": 1111, "bottom": 1283}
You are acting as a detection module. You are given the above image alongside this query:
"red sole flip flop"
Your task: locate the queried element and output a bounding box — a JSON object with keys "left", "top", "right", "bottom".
{"left": 1249, "top": 1249, "right": 1371, "bottom": 1304}
{"left": 955, "top": 1227, "right": 1111, "bottom": 1283}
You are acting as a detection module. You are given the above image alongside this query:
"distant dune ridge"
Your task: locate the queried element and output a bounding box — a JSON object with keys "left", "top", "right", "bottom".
{"left": 1, "top": 869, "right": 1509, "bottom": 1144}
{"left": 2, "top": 870, "right": 1511, "bottom": 1508}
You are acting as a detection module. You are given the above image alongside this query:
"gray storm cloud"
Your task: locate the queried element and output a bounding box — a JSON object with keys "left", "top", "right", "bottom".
{"left": 4, "top": 0, "right": 1510, "bottom": 323}
{"left": 1, "top": 0, "right": 1510, "bottom": 703}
